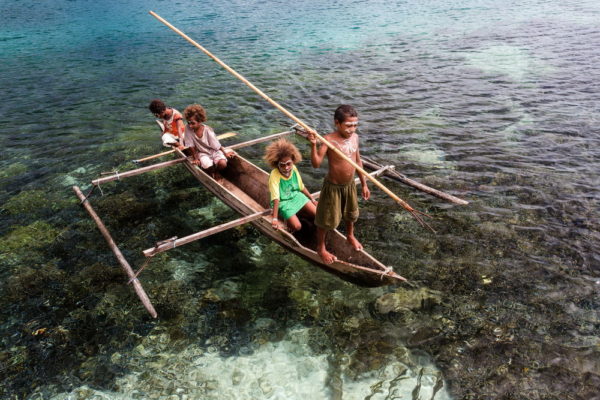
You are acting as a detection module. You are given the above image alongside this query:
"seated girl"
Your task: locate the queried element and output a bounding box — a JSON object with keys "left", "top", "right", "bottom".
{"left": 183, "top": 104, "right": 235, "bottom": 178}
{"left": 264, "top": 139, "right": 317, "bottom": 231}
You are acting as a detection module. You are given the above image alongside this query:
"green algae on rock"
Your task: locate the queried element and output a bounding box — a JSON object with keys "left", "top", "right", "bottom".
{"left": 0, "top": 221, "right": 62, "bottom": 265}
{"left": 2, "top": 189, "right": 72, "bottom": 217}
{"left": 4, "top": 264, "right": 67, "bottom": 302}
{"left": 0, "top": 162, "right": 27, "bottom": 180}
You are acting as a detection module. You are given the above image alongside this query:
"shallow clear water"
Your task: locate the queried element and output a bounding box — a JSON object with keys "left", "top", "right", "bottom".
{"left": 1, "top": 0, "right": 599, "bottom": 399}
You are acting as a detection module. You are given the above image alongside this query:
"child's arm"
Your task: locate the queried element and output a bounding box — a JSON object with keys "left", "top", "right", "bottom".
{"left": 308, "top": 131, "right": 328, "bottom": 168}
{"left": 176, "top": 119, "right": 186, "bottom": 149}
{"left": 301, "top": 187, "right": 317, "bottom": 205}
{"left": 220, "top": 146, "right": 236, "bottom": 158}
{"left": 271, "top": 199, "right": 281, "bottom": 229}
{"left": 189, "top": 147, "right": 200, "bottom": 166}
{"left": 268, "top": 173, "right": 282, "bottom": 229}
{"left": 206, "top": 128, "right": 235, "bottom": 158}
{"left": 156, "top": 120, "right": 166, "bottom": 133}
{"left": 355, "top": 145, "right": 370, "bottom": 200}
{"left": 175, "top": 118, "right": 185, "bottom": 136}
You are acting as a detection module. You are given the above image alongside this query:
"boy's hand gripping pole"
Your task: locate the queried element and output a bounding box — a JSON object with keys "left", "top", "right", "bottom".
{"left": 149, "top": 11, "right": 434, "bottom": 232}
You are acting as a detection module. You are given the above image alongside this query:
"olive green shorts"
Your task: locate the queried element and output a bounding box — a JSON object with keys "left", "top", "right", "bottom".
{"left": 315, "top": 179, "right": 359, "bottom": 230}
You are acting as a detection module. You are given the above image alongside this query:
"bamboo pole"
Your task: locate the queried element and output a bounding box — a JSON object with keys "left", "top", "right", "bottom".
{"left": 228, "top": 130, "right": 293, "bottom": 150}
{"left": 73, "top": 186, "right": 158, "bottom": 318}
{"left": 143, "top": 209, "right": 271, "bottom": 257}
{"left": 92, "top": 157, "right": 186, "bottom": 186}
{"left": 216, "top": 132, "right": 238, "bottom": 140}
{"left": 134, "top": 149, "right": 177, "bottom": 164}
{"left": 293, "top": 128, "right": 468, "bottom": 205}
{"left": 133, "top": 132, "right": 237, "bottom": 164}
{"left": 132, "top": 131, "right": 290, "bottom": 166}
{"left": 149, "top": 11, "right": 433, "bottom": 231}
{"left": 311, "top": 165, "right": 393, "bottom": 200}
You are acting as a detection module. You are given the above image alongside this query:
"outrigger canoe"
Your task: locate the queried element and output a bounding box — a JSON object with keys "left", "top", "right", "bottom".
{"left": 170, "top": 143, "right": 405, "bottom": 287}
{"left": 134, "top": 128, "right": 405, "bottom": 286}
{"left": 74, "top": 128, "right": 468, "bottom": 317}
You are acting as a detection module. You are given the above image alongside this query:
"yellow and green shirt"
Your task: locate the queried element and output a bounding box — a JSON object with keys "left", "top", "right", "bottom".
{"left": 268, "top": 166, "right": 309, "bottom": 220}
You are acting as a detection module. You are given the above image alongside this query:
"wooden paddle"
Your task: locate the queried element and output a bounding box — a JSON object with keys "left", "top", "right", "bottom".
{"left": 133, "top": 132, "right": 237, "bottom": 163}
{"left": 149, "top": 11, "right": 433, "bottom": 231}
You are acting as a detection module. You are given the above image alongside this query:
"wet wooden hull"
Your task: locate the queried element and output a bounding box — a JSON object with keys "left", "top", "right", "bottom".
{"left": 178, "top": 151, "right": 405, "bottom": 287}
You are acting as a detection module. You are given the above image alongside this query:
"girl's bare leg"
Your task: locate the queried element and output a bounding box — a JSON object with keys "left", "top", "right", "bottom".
{"left": 286, "top": 215, "right": 302, "bottom": 232}
{"left": 299, "top": 200, "right": 317, "bottom": 219}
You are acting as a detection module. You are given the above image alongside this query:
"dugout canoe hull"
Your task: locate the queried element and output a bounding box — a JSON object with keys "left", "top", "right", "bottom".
{"left": 178, "top": 150, "right": 405, "bottom": 287}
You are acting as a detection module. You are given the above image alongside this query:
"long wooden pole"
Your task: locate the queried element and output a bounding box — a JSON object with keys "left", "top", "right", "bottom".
{"left": 228, "top": 130, "right": 293, "bottom": 150}
{"left": 92, "top": 157, "right": 186, "bottom": 186}
{"left": 133, "top": 132, "right": 238, "bottom": 164}
{"left": 143, "top": 210, "right": 271, "bottom": 257}
{"left": 293, "top": 128, "right": 468, "bottom": 205}
{"left": 73, "top": 186, "right": 158, "bottom": 318}
{"left": 133, "top": 149, "right": 176, "bottom": 164}
{"left": 149, "top": 11, "right": 432, "bottom": 231}
{"left": 311, "top": 165, "right": 393, "bottom": 200}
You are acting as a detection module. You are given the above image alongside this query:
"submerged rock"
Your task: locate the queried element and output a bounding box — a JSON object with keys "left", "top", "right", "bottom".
{"left": 211, "top": 279, "right": 241, "bottom": 302}
{"left": 375, "top": 287, "right": 442, "bottom": 314}
{"left": 289, "top": 288, "right": 320, "bottom": 319}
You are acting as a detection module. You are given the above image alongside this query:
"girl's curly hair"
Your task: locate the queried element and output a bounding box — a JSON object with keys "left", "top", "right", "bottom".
{"left": 263, "top": 138, "right": 302, "bottom": 168}
{"left": 183, "top": 104, "right": 207, "bottom": 123}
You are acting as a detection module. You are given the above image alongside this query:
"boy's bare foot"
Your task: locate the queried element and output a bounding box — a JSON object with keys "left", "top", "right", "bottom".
{"left": 317, "top": 248, "right": 337, "bottom": 264}
{"left": 347, "top": 235, "right": 363, "bottom": 251}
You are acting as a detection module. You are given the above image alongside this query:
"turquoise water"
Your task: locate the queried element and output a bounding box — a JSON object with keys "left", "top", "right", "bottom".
{"left": 1, "top": 0, "right": 600, "bottom": 398}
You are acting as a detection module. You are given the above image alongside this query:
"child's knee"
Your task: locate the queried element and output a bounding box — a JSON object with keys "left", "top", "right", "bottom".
{"left": 216, "top": 159, "right": 228, "bottom": 170}
{"left": 287, "top": 218, "right": 302, "bottom": 231}
{"left": 200, "top": 157, "right": 213, "bottom": 170}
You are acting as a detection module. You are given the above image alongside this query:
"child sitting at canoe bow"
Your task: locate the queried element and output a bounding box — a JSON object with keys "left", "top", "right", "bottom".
{"left": 264, "top": 139, "right": 317, "bottom": 232}
{"left": 183, "top": 104, "right": 235, "bottom": 179}
{"left": 148, "top": 99, "right": 185, "bottom": 148}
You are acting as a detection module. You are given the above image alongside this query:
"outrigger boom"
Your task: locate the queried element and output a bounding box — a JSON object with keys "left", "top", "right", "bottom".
{"left": 142, "top": 209, "right": 272, "bottom": 257}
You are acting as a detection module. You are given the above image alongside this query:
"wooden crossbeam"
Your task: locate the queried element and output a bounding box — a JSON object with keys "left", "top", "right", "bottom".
{"left": 143, "top": 209, "right": 271, "bottom": 257}
{"left": 92, "top": 157, "right": 186, "bottom": 186}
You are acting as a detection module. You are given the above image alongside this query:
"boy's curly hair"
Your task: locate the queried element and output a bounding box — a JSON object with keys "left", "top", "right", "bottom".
{"left": 183, "top": 104, "right": 207, "bottom": 123}
{"left": 263, "top": 138, "right": 302, "bottom": 169}
{"left": 149, "top": 99, "right": 166, "bottom": 114}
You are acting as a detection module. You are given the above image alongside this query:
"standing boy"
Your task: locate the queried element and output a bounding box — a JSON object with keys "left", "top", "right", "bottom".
{"left": 148, "top": 99, "right": 185, "bottom": 147}
{"left": 308, "top": 105, "right": 370, "bottom": 264}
